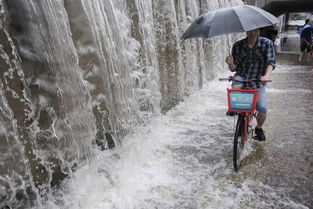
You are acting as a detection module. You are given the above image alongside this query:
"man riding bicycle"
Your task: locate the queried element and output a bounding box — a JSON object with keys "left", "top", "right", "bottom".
{"left": 225, "top": 28, "right": 276, "bottom": 141}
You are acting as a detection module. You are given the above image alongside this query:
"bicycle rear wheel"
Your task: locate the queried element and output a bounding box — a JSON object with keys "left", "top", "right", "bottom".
{"left": 233, "top": 115, "right": 245, "bottom": 171}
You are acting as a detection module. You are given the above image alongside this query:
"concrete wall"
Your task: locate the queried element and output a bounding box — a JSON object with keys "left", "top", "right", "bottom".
{"left": 244, "top": 0, "right": 266, "bottom": 7}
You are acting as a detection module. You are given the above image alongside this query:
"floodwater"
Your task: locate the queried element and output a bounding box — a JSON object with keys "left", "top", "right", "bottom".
{"left": 266, "top": 64, "right": 313, "bottom": 208}
{"left": 45, "top": 64, "right": 313, "bottom": 209}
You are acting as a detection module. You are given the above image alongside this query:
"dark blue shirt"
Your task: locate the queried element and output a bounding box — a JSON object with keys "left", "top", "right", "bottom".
{"left": 300, "top": 25, "right": 313, "bottom": 44}
{"left": 232, "top": 37, "right": 276, "bottom": 88}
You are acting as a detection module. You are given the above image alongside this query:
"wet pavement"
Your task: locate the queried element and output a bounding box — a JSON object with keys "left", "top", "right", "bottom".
{"left": 266, "top": 63, "right": 313, "bottom": 208}
{"left": 279, "top": 30, "right": 300, "bottom": 54}
{"left": 222, "top": 28, "right": 313, "bottom": 207}
{"left": 167, "top": 60, "right": 313, "bottom": 208}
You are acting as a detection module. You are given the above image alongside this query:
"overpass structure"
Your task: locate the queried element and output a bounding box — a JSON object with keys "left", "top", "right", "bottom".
{"left": 245, "top": 0, "right": 313, "bottom": 17}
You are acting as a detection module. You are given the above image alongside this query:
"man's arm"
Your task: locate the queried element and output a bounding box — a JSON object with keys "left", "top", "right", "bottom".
{"left": 225, "top": 43, "right": 239, "bottom": 72}
{"left": 302, "top": 37, "right": 311, "bottom": 46}
{"left": 301, "top": 29, "right": 312, "bottom": 45}
{"left": 261, "top": 65, "right": 273, "bottom": 81}
{"left": 261, "top": 41, "right": 276, "bottom": 80}
{"left": 262, "top": 39, "right": 275, "bottom": 81}
{"left": 225, "top": 56, "right": 236, "bottom": 71}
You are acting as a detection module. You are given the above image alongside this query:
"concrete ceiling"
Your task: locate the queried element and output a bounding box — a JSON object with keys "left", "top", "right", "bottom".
{"left": 262, "top": 0, "right": 313, "bottom": 16}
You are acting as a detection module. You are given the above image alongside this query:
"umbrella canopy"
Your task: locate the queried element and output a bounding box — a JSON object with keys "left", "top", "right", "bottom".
{"left": 181, "top": 5, "right": 278, "bottom": 40}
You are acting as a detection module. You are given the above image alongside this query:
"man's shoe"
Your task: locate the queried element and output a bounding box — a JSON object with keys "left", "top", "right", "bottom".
{"left": 226, "top": 111, "right": 237, "bottom": 116}
{"left": 254, "top": 127, "right": 266, "bottom": 141}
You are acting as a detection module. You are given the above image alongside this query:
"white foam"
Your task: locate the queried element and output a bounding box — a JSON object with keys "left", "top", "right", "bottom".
{"left": 267, "top": 88, "right": 312, "bottom": 94}
{"left": 44, "top": 72, "right": 308, "bottom": 209}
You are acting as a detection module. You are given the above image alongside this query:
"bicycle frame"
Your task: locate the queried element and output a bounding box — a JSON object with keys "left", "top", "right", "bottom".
{"left": 241, "top": 111, "right": 256, "bottom": 142}
{"left": 219, "top": 76, "right": 270, "bottom": 171}
{"left": 236, "top": 88, "right": 258, "bottom": 142}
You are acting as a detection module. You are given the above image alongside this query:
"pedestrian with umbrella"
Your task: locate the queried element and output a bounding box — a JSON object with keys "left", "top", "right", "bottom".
{"left": 182, "top": 5, "right": 278, "bottom": 141}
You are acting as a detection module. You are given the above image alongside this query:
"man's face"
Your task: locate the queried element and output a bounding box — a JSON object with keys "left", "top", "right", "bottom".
{"left": 246, "top": 29, "right": 260, "bottom": 39}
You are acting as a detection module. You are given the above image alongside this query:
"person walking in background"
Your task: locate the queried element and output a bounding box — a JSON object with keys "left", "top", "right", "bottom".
{"left": 298, "top": 20, "right": 313, "bottom": 63}
{"left": 297, "top": 19, "right": 309, "bottom": 35}
{"left": 225, "top": 28, "right": 275, "bottom": 141}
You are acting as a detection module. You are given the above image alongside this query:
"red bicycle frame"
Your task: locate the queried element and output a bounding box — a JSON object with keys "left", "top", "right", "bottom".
{"left": 242, "top": 112, "right": 255, "bottom": 142}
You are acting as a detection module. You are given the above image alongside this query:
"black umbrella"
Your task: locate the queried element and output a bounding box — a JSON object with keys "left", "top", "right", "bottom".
{"left": 181, "top": 5, "right": 278, "bottom": 40}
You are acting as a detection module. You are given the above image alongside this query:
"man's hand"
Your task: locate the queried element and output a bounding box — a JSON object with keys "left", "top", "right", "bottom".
{"left": 225, "top": 56, "right": 233, "bottom": 65}
{"left": 260, "top": 75, "right": 270, "bottom": 83}
{"left": 225, "top": 56, "right": 236, "bottom": 71}
{"left": 261, "top": 65, "right": 273, "bottom": 83}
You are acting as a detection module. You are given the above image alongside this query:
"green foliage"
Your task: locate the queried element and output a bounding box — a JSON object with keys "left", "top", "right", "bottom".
{"left": 290, "top": 13, "right": 306, "bottom": 20}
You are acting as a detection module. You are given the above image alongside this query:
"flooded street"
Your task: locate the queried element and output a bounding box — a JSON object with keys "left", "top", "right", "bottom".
{"left": 266, "top": 64, "right": 313, "bottom": 207}
{"left": 2, "top": 1, "right": 312, "bottom": 208}
{"left": 47, "top": 63, "right": 313, "bottom": 209}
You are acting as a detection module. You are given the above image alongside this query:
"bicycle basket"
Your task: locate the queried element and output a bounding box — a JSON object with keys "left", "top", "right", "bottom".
{"left": 227, "top": 89, "right": 258, "bottom": 113}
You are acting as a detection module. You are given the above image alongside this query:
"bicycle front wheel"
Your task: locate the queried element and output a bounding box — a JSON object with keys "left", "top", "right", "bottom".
{"left": 233, "top": 115, "right": 245, "bottom": 171}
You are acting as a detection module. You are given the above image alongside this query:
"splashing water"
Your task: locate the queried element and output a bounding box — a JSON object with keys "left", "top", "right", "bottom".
{"left": 1, "top": 0, "right": 312, "bottom": 207}
{"left": 43, "top": 72, "right": 310, "bottom": 209}
{"left": 0, "top": 0, "right": 243, "bottom": 207}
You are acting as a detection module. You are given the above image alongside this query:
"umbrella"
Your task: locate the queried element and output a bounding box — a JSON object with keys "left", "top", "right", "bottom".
{"left": 181, "top": 5, "right": 278, "bottom": 40}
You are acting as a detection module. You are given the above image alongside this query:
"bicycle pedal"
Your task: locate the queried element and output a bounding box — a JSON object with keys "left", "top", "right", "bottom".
{"left": 226, "top": 111, "right": 237, "bottom": 116}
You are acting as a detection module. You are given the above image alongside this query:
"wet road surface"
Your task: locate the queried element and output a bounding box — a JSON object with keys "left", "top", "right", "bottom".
{"left": 48, "top": 63, "right": 313, "bottom": 209}
{"left": 266, "top": 63, "right": 313, "bottom": 208}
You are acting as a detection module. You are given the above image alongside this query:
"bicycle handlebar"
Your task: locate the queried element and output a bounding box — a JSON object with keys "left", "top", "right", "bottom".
{"left": 218, "top": 77, "right": 272, "bottom": 83}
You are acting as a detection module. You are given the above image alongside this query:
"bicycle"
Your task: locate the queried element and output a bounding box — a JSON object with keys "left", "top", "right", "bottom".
{"left": 219, "top": 76, "right": 271, "bottom": 171}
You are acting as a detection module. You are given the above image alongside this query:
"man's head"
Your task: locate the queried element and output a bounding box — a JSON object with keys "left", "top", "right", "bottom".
{"left": 246, "top": 28, "right": 260, "bottom": 39}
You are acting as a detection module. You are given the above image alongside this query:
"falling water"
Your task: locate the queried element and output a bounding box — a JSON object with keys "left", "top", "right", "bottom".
{"left": 0, "top": 0, "right": 243, "bottom": 208}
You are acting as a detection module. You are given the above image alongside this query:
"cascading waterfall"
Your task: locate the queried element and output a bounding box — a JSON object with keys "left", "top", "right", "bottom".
{"left": 0, "top": 0, "right": 243, "bottom": 208}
